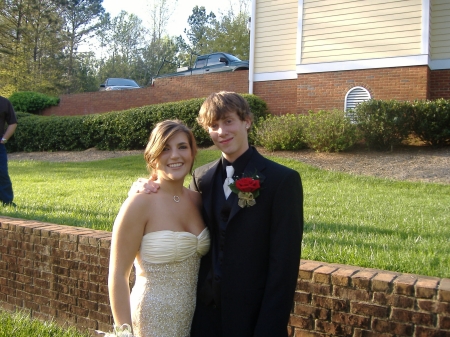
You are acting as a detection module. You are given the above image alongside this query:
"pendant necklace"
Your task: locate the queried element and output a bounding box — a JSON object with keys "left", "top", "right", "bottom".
{"left": 173, "top": 195, "right": 180, "bottom": 203}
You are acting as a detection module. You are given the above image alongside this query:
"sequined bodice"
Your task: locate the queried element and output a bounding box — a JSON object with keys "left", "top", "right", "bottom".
{"left": 130, "top": 229, "right": 210, "bottom": 337}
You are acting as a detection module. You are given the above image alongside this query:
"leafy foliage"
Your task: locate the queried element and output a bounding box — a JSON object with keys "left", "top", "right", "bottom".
{"left": 353, "top": 100, "right": 413, "bottom": 151}
{"left": 1, "top": 0, "right": 252, "bottom": 95}
{"left": 184, "top": 6, "right": 216, "bottom": 52}
{"left": 8, "top": 91, "right": 59, "bottom": 114}
{"left": 410, "top": 99, "right": 450, "bottom": 146}
{"left": 302, "top": 110, "right": 359, "bottom": 152}
{"left": 254, "top": 114, "right": 307, "bottom": 151}
{"left": 0, "top": 0, "right": 67, "bottom": 95}
{"left": 96, "top": 11, "right": 155, "bottom": 86}
{"left": 170, "top": 4, "right": 250, "bottom": 69}
{"left": 254, "top": 110, "right": 359, "bottom": 153}
{"left": 62, "top": 0, "right": 105, "bottom": 93}
{"left": 0, "top": 0, "right": 104, "bottom": 95}
{"left": 6, "top": 94, "right": 267, "bottom": 152}
{"left": 253, "top": 100, "right": 449, "bottom": 153}
{"left": 207, "top": 11, "right": 250, "bottom": 60}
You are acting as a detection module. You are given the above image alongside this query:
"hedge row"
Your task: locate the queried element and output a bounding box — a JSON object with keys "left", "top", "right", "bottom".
{"left": 255, "top": 99, "right": 450, "bottom": 152}
{"left": 354, "top": 99, "right": 450, "bottom": 149}
{"left": 6, "top": 95, "right": 268, "bottom": 152}
{"left": 6, "top": 96, "right": 449, "bottom": 153}
{"left": 255, "top": 110, "right": 359, "bottom": 152}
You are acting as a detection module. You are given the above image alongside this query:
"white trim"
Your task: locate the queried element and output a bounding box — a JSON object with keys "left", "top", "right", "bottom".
{"left": 254, "top": 71, "right": 298, "bottom": 82}
{"left": 430, "top": 59, "right": 450, "bottom": 70}
{"left": 297, "top": 0, "right": 304, "bottom": 64}
{"left": 296, "top": 55, "right": 429, "bottom": 73}
{"left": 344, "top": 86, "right": 371, "bottom": 112}
{"left": 249, "top": 0, "right": 257, "bottom": 94}
{"left": 422, "top": 0, "right": 430, "bottom": 56}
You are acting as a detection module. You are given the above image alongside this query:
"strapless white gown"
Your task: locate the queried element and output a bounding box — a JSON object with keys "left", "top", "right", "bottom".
{"left": 130, "top": 228, "right": 210, "bottom": 337}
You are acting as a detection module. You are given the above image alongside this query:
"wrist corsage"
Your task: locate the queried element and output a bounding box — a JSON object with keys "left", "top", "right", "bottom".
{"left": 229, "top": 174, "right": 261, "bottom": 208}
{"left": 96, "top": 323, "right": 134, "bottom": 337}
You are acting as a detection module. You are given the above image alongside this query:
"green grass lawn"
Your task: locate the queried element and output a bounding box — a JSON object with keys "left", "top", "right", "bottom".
{"left": 0, "top": 310, "right": 90, "bottom": 337}
{"left": 2, "top": 149, "right": 449, "bottom": 278}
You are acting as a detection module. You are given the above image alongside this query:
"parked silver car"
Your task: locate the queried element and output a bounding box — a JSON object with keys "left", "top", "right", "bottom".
{"left": 100, "top": 78, "right": 141, "bottom": 91}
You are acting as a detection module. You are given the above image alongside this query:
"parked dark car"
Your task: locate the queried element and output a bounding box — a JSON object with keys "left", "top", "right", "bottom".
{"left": 100, "top": 78, "right": 141, "bottom": 91}
{"left": 154, "top": 52, "right": 249, "bottom": 80}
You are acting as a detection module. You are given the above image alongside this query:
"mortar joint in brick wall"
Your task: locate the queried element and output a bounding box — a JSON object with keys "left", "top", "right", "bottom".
{"left": 391, "top": 274, "right": 402, "bottom": 291}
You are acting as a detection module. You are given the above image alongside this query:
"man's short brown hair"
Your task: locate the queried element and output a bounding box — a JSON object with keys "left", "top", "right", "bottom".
{"left": 197, "top": 91, "right": 254, "bottom": 130}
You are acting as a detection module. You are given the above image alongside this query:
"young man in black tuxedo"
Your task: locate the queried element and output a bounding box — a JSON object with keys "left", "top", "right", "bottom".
{"left": 189, "top": 91, "right": 303, "bottom": 337}
{"left": 132, "top": 91, "right": 303, "bottom": 336}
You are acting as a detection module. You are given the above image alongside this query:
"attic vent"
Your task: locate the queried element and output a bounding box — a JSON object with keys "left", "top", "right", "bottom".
{"left": 344, "top": 86, "right": 371, "bottom": 121}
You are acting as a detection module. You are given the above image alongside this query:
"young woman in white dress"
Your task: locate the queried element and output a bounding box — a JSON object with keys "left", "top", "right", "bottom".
{"left": 107, "top": 120, "right": 210, "bottom": 337}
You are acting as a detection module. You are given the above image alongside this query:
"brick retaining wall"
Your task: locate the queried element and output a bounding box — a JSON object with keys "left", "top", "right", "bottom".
{"left": 41, "top": 66, "right": 449, "bottom": 117}
{"left": 42, "top": 71, "right": 249, "bottom": 117}
{"left": 1, "top": 216, "right": 449, "bottom": 336}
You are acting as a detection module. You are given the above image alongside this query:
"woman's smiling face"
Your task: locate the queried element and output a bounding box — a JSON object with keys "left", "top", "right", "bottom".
{"left": 155, "top": 132, "right": 193, "bottom": 182}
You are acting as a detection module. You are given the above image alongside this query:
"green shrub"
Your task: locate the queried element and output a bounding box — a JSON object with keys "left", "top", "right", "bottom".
{"left": 241, "top": 94, "right": 269, "bottom": 145}
{"left": 7, "top": 95, "right": 268, "bottom": 152}
{"left": 411, "top": 99, "right": 450, "bottom": 146}
{"left": 302, "top": 110, "right": 360, "bottom": 152}
{"left": 243, "top": 93, "right": 270, "bottom": 120}
{"left": 353, "top": 99, "right": 413, "bottom": 151}
{"left": 9, "top": 91, "right": 59, "bottom": 114}
{"left": 7, "top": 113, "right": 89, "bottom": 152}
{"left": 254, "top": 114, "right": 307, "bottom": 151}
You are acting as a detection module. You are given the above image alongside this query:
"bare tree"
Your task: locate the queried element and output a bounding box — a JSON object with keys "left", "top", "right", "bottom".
{"left": 147, "top": 0, "right": 177, "bottom": 42}
{"left": 227, "top": 0, "right": 251, "bottom": 17}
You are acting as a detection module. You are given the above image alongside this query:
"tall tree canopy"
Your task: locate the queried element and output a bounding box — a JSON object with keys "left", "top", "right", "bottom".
{"left": 0, "top": 0, "right": 252, "bottom": 96}
{"left": 61, "top": 0, "right": 105, "bottom": 92}
{"left": 96, "top": 11, "right": 148, "bottom": 83}
{"left": 174, "top": 2, "right": 250, "bottom": 67}
{"left": 184, "top": 5, "right": 216, "bottom": 53}
{"left": 1, "top": 0, "right": 66, "bottom": 95}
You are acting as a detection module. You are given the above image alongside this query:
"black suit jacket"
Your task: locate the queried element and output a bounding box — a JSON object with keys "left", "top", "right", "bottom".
{"left": 190, "top": 148, "right": 303, "bottom": 337}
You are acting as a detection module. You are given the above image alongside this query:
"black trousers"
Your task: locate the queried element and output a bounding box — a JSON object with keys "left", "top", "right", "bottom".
{"left": 190, "top": 300, "right": 222, "bottom": 337}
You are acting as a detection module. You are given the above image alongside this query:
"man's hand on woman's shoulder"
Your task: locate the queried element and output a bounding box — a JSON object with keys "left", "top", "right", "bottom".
{"left": 128, "top": 178, "right": 160, "bottom": 197}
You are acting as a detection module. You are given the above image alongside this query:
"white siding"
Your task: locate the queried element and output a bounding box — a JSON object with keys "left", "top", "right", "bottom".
{"left": 431, "top": 0, "right": 450, "bottom": 60}
{"left": 254, "top": 0, "right": 298, "bottom": 73}
{"left": 301, "top": 0, "right": 423, "bottom": 64}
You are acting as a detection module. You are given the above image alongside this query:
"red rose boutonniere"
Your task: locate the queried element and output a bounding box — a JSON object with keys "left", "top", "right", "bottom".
{"left": 229, "top": 174, "right": 261, "bottom": 208}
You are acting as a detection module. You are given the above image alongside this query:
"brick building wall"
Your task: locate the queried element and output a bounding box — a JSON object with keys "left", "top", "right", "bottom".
{"left": 1, "top": 216, "right": 449, "bottom": 336}
{"left": 253, "top": 79, "right": 298, "bottom": 115}
{"left": 295, "top": 66, "right": 430, "bottom": 114}
{"left": 430, "top": 69, "right": 450, "bottom": 100}
{"left": 42, "top": 72, "right": 249, "bottom": 117}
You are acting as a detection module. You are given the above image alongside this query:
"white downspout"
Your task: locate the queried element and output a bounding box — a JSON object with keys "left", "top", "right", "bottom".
{"left": 421, "top": 0, "right": 430, "bottom": 63}
{"left": 249, "top": 0, "right": 256, "bottom": 94}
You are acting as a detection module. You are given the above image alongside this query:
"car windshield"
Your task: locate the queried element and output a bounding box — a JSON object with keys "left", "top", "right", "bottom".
{"left": 108, "top": 78, "right": 139, "bottom": 87}
{"left": 223, "top": 53, "right": 241, "bottom": 62}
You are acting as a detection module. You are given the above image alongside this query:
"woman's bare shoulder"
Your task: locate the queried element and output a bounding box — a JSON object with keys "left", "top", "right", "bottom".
{"left": 112, "top": 193, "right": 155, "bottom": 235}
{"left": 121, "top": 192, "right": 156, "bottom": 213}
{"left": 185, "top": 188, "right": 202, "bottom": 208}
